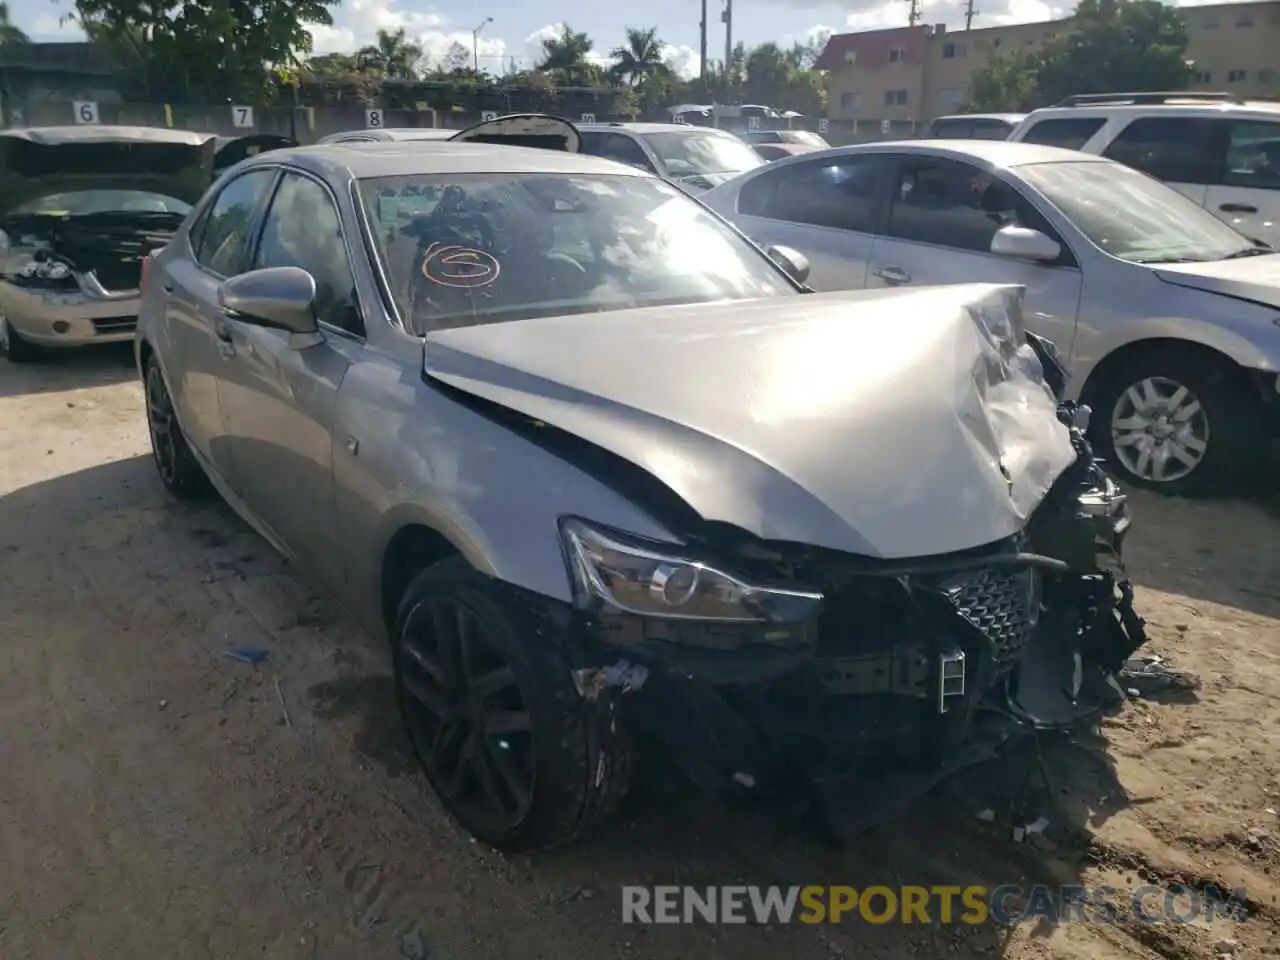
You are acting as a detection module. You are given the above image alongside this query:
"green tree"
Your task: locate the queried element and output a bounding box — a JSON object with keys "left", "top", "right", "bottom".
{"left": 357, "top": 27, "right": 423, "bottom": 79}
{"left": 0, "top": 2, "right": 28, "bottom": 43}
{"left": 537, "top": 24, "right": 593, "bottom": 73}
{"left": 609, "top": 26, "right": 669, "bottom": 86}
{"left": 969, "top": 0, "right": 1192, "bottom": 110}
{"left": 71, "top": 0, "right": 335, "bottom": 100}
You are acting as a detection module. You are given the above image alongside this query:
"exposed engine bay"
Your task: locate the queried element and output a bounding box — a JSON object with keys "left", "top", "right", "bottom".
{"left": 560, "top": 331, "right": 1145, "bottom": 841}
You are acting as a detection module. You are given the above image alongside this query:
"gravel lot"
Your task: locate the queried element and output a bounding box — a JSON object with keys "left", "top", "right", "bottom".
{"left": 1, "top": 346, "right": 1278, "bottom": 960}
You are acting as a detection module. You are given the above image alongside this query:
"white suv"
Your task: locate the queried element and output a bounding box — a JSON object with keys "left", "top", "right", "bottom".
{"left": 1007, "top": 92, "right": 1280, "bottom": 246}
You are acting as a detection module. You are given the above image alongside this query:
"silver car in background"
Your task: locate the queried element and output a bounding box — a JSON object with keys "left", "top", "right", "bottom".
{"left": 136, "top": 134, "right": 1142, "bottom": 853}
{"left": 0, "top": 125, "right": 214, "bottom": 362}
{"left": 702, "top": 140, "right": 1280, "bottom": 495}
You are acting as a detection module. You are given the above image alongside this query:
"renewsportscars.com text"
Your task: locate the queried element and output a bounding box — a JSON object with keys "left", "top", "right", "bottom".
{"left": 621, "top": 885, "right": 1250, "bottom": 926}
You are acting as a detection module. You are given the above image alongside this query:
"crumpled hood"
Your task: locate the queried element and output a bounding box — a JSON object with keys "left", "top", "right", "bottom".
{"left": 423, "top": 284, "right": 1077, "bottom": 559}
{"left": 1154, "top": 252, "right": 1280, "bottom": 309}
{"left": 0, "top": 126, "right": 216, "bottom": 217}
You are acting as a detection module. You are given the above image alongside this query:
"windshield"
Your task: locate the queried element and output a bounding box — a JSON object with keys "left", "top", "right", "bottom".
{"left": 643, "top": 132, "right": 764, "bottom": 178}
{"left": 9, "top": 190, "right": 192, "bottom": 217}
{"left": 359, "top": 172, "right": 795, "bottom": 334}
{"left": 1017, "top": 161, "right": 1259, "bottom": 263}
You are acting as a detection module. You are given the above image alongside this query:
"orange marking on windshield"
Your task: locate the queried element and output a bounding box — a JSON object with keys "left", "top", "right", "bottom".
{"left": 420, "top": 242, "right": 501, "bottom": 289}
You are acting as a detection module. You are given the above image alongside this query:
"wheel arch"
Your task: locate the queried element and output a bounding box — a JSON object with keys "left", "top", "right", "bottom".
{"left": 377, "top": 518, "right": 495, "bottom": 639}
{"left": 1078, "top": 336, "right": 1255, "bottom": 411}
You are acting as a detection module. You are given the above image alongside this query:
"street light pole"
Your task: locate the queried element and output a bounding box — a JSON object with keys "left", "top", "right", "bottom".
{"left": 473, "top": 17, "right": 493, "bottom": 72}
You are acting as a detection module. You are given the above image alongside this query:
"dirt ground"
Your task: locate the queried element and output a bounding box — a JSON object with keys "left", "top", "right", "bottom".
{"left": 1, "top": 345, "right": 1278, "bottom": 960}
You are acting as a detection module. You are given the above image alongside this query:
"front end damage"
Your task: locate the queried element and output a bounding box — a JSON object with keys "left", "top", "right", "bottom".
{"left": 560, "top": 336, "right": 1145, "bottom": 841}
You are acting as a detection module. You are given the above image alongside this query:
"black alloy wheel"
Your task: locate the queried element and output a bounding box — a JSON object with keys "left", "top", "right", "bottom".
{"left": 396, "top": 593, "right": 537, "bottom": 837}
{"left": 144, "top": 356, "right": 209, "bottom": 498}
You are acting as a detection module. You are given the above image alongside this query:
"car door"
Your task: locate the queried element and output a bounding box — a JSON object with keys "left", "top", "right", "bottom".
{"left": 1099, "top": 116, "right": 1215, "bottom": 210}
{"left": 1204, "top": 118, "right": 1280, "bottom": 247}
{"left": 214, "top": 169, "right": 363, "bottom": 589}
{"left": 729, "top": 153, "right": 895, "bottom": 290}
{"left": 865, "top": 154, "right": 1083, "bottom": 353}
{"left": 161, "top": 167, "right": 279, "bottom": 479}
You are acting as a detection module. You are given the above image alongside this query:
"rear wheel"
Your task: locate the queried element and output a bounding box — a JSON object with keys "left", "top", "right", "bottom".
{"left": 1089, "top": 348, "right": 1264, "bottom": 496}
{"left": 0, "top": 316, "right": 42, "bottom": 363}
{"left": 144, "top": 355, "right": 210, "bottom": 498}
{"left": 393, "top": 558, "right": 629, "bottom": 852}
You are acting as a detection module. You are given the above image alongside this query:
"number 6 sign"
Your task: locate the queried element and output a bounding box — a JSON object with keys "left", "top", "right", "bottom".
{"left": 73, "top": 101, "right": 99, "bottom": 125}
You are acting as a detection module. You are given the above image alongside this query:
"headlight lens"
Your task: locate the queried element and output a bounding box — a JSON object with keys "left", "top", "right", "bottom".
{"left": 560, "top": 518, "right": 822, "bottom": 624}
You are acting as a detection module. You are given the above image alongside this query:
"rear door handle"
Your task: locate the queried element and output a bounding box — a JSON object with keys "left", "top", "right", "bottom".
{"left": 873, "top": 265, "right": 911, "bottom": 284}
{"left": 1219, "top": 202, "right": 1258, "bottom": 214}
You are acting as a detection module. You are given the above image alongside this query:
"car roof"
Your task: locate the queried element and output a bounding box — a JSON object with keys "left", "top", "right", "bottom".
{"left": 0, "top": 125, "right": 214, "bottom": 146}
{"left": 809, "top": 138, "right": 1106, "bottom": 168}
{"left": 577, "top": 122, "right": 737, "bottom": 136}
{"left": 1021, "top": 100, "right": 1280, "bottom": 120}
{"left": 240, "top": 140, "right": 654, "bottom": 180}
{"left": 931, "top": 113, "right": 1027, "bottom": 124}
{"left": 318, "top": 128, "right": 456, "bottom": 143}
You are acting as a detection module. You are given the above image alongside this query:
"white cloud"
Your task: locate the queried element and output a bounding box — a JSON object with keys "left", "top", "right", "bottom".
{"left": 306, "top": 0, "right": 509, "bottom": 71}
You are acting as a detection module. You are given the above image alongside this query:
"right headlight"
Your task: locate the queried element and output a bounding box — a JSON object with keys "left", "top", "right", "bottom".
{"left": 560, "top": 517, "right": 822, "bottom": 625}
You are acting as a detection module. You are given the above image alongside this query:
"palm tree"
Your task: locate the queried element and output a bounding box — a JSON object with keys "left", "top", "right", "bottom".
{"left": 357, "top": 28, "right": 422, "bottom": 79}
{"left": 609, "top": 26, "right": 670, "bottom": 87}
{"left": 0, "top": 2, "right": 29, "bottom": 44}
{"left": 537, "top": 24, "right": 593, "bottom": 73}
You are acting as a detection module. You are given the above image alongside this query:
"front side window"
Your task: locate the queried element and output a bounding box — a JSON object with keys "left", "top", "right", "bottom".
{"left": 1018, "top": 117, "right": 1105, "bottom": 150}
{"left": 887, "top": 157, "right": 1049, "bottom": 255}
{"left": 194, "top": 168, "right": 277, "bottom": 276}
{"left": 738, "top": 155, "right": 891, "bottom": 233}
{"left": 1223, "top": 120, "right": 1280, "bottom": 189}
{"left": 641, "top": 131, "right": 763, "bottom": 179}
{"left": 359, "top": 172, "right": 794, "bottom": 335}
{"left": 1018, "top": 160, "right": 1256, "bottom": 263}
{"left": 254, "top": 172, "right": 361, "bottom": 335}
{"left": 1102, "top": 117, "right": 1220, "bottom": 184}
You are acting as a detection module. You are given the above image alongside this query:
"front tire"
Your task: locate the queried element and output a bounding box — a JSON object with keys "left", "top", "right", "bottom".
{"left": 1089, "top": 348, "right": 1264, "bottom": 496}
{"left": 393, "top": 558, "right": 630, "bottom": 852}
{"left": 144, "top": 355, "right": 210, "bottom": 498}
{"left": 0, "top": 316, "right": 42, "bottom": 363}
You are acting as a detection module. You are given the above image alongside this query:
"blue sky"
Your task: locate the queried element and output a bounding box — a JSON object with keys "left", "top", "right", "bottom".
{"left": 13, "top": 0, "right": 1254, "bottom": 78}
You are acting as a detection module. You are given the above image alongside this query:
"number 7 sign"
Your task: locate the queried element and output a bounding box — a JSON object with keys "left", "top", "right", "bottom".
{"left": 232, "top": 105, "right": 255, "bottom": 129}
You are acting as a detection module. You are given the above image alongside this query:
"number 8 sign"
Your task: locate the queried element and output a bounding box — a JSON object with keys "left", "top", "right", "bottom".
{"left": 73, "top": 101, "right": 99, "bottom": 125}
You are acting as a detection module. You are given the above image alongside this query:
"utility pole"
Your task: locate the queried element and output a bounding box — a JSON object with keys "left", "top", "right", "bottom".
{"left": 699, "top": 0, "right": 708, "bottom": 83}
{"left": 906, "top": 0, "right": 921, "bottom": 25}
{"left": 722, "top": 0, "right": 733, "bottom": 91}
{"left": 964, "top": 0, "right": 979, "bottom": 30}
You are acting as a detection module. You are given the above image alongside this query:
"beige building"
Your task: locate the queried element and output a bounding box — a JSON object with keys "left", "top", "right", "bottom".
{"left": 814, "top": 0, "right": 1280, "bottom": 123}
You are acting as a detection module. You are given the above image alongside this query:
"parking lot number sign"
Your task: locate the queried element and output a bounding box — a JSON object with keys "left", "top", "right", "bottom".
{"left": 73, "top": 101, "right": 99, "bottom": 125}
{"left": 747, "top": 116, "right": 761, "bottom": 131}
{"left": 818, "top": 118, "right": 829, "bottom": 134}
{"left": 880, "top": 118, "right": 891, "bottom": 134}
{"left": 580, "top": 112, "right": 595, "bottom": 123}
{"left": 232, "top": 105, "right": 255, "bottom": 129}
{"left": 366, "top": 108, "right": 384, "bottom": 129}
{"left": 481, "top": 110, "right": 498, "bottom": 121}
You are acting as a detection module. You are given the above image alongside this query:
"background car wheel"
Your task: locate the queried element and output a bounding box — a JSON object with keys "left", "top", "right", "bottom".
{"left": 393, "top": 558, "right": 630, "bottom": 852}
{"left": 144, "top": 356, "right": 210, "bottom": 498}
{"left": 0, "top": 316, "right": 42, "bottom": 363}
{"left": 1089, "top": 348, "right": 1264, "bottom": 496}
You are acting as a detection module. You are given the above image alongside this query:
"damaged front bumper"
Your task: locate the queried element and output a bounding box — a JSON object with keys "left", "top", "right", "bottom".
{"left": 565, "top": 406, "right": 1145, "bottom": 839}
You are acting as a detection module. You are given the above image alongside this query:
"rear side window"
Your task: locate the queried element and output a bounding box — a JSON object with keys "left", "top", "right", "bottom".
{"left": 929, "top": 118, "right": 973, "bottom": 138}
{"left": 738, "top": 155, "right": 890, "bottom": 232}
{"left": 194, "top": 169, "right": 277, "bottom": 276}
{"left": 1018, "top": 117, "right": 1105, "bottom": 150}
{"left": 1102, "top": 117, "right": 1220, "bottom": 183}
{"left": 1222, "top": 120, "right": 1280, "bottom": 189}
{"left": 970, "top": 119, "right": 1015, "bottom": 140}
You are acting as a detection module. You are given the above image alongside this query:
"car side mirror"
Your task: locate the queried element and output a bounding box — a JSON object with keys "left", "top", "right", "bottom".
{"left": 766, "top": 244, "right": 811, "bottom": 284}
{"left": 990, "top": 225, "right": 1061, "bottom": 263}
{"left": 217, "top": 266, "right": 319, "bottom": 335}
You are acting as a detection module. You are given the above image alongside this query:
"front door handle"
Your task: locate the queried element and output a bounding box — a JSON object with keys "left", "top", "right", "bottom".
{"left": 1219, "top": 202, "right": 1258, "bottom": 214}
{"left": 213, "top": 314, "right": 236, "bottom": 358}
{"left": 873, "top": 265, "right": 911, "bottom": 284}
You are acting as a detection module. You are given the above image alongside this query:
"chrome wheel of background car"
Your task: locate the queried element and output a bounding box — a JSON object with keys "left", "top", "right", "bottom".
{"left": 146, "top": 363, "right": 181, "bottom": 487}
{"left": 1109, "top": 376, "right": 1210, "bottom": 484}
{"left": 396, "top": 595, "right": 536, "bottom": 835}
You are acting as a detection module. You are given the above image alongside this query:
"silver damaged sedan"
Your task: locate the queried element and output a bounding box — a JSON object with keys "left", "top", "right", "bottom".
{"left": 137, "top": 130, "right": 1145, "bottom": 851}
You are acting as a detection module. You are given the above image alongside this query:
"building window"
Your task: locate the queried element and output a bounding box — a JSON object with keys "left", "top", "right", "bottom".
{"left": 942, "top": 41, "right": 966, "bottom": 58}
{"left": 844, "top": 50, "right": 858, "bottom": 65}
{"left": 1228, "top": 69, "right": 1248, "bottom": 83}
{"left": 1192, "top": 70, "right": 1212, "bottom": 84}
{"left": 1236, "top": 13, "right": 1254, "bottom": 27}
{"left": 888, "top": 46, "right": 905, "bottom": 62}
{"left": 1203, "top": 17, "right": 1219, "bottom": 28}
{"left": 884, "top": 89, "right": 908, "bottom": 106}
{"left": 841, "top": 91, "right": 864, "bottom": 112}
{"left": 941, "top": 87, "right": 966, "bottom": 110}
